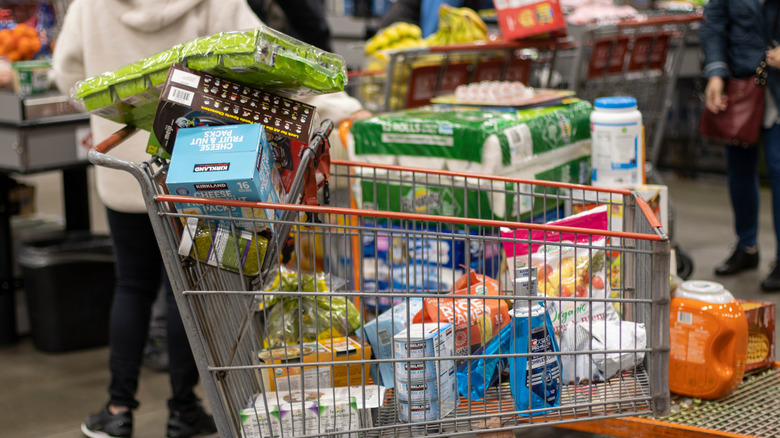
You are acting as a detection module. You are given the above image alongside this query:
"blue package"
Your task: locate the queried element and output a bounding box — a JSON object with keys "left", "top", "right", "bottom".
{"left": 456, "top": 322, "right": 513, "bottom": 401}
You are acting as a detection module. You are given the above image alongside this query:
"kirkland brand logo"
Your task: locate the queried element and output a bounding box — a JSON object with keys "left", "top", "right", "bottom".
{"left": 194, "top": 163, "right": 230, "bottom": 172}
{"left": 194, "top": 183, "right": 228, "bottom": 190}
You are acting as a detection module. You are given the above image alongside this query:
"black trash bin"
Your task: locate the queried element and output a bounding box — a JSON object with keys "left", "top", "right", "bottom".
{"left": 17, "top": 231, "right": 115, "bottom": 353}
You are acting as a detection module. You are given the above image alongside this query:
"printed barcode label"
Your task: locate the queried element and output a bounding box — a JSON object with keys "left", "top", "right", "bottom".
{"left": 170, "top": 69, "right": 201, "bottom": 88}
{"left": 503, "top": 124, "right": 532, "bottom": 161}
{"left": 168, "top": 87, "right": 195, "bottom": 106}
{"left": 677, "top": 311, "right": 693, "bottom": 324}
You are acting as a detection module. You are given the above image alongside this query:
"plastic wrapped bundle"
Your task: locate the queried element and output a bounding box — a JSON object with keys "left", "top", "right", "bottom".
{"left": 73, "top": 26, "right": 347, "bottom": 129}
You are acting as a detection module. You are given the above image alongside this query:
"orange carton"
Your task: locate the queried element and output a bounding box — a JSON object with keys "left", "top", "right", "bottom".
{"left": 318, "top": 336, "right": 372, "bottom": 387}
{"left": 494, "top": 0, "right": 567, "bottom": 41}
{"left": 738, "top": 300, "right": 776, "bottom": 371}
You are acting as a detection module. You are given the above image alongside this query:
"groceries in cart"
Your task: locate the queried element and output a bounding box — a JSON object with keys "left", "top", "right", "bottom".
{"left": 348, "top": 102, "right": 592, "bottom": 221}
{"left": 259, "top": 269, "right": 361, "bottom": 349}
{"left": 412, "top": 269, "right": 511, "bottom": 356}
{"left": 178, "top": 217, "right": 268, "bottom": 277}
{"left": 394, "top": 323, "right": 459, "bottom": 422}
{"left": 360, "top": 222, "right": 502, "bottom": 310}
{"left": 241, "top": 385, "right": 386, "bottom": 438}
{"left": 166, "top": 124, "right": 285, "bottom": 232}
{"left": 361, "top": 298, "right": 424, "bottom": 389}
{"left": 502, "top": 206, "right": 647, "bottom": 384}
{"left": 73, "top": 26, "right": 347, "bottom": 129}
{"left": 146, "top": 65, "right": 319, "bottom": 188}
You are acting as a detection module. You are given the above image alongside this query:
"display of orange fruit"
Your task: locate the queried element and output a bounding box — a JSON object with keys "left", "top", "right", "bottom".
{"left": 0, "top": 23, "right": 41, "bottom": 61}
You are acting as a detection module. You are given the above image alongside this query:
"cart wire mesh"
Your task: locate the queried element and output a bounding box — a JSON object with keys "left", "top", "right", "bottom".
{"left": 91, "top": 132, "right": 671, "bottom": 438}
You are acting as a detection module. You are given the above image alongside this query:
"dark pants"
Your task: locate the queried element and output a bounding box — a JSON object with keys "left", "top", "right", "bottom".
{"left": 726, "top": 122, "right": 780, "bottom": 259}
{"left": 106, "top": 208, "right": 199, "bottom": 413}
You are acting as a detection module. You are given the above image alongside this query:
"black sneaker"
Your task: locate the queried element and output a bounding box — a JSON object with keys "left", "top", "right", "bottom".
{"left": 715, "top": 246, "right": 759, "bottom": 276}
{"left": 166, "top": 405, "right": 218, "bottom": 438}
{"left": 81, "top": 405, "right": 133, "bottom": 438}
{"left": 761, "top": 262, "right": 780, "bottom": 291}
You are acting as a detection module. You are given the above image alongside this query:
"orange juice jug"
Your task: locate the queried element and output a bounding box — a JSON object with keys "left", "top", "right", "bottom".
{"left": 669, "top": 280, "right": 748, "bottom": 399}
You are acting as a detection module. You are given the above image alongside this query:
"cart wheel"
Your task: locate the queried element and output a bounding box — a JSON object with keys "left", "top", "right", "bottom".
{"left": 675, "top": 246, "right": 695, "bottom": 280}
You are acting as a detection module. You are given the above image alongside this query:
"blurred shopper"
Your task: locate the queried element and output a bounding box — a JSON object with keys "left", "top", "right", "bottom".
{"left": 247, "top": 0, "right": 333, "bottom": 51}
{"left": 52, "top": 1, "right": 262, "bottom": 437}
{"left": 700, "top": 0, "right": 780, "bottom": 291}
{"left": 54, "top": 2, "right": 369, "bottom": 436}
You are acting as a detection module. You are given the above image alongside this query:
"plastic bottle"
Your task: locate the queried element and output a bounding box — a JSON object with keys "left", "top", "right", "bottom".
{"left": 509, "top": 267, "right": 561, "bottom": 415}
{"left": 590, "top": 96, "right": 644, "bottom": 188}
{"left": 669, "top": 280, "right": 748, "bottom": 400}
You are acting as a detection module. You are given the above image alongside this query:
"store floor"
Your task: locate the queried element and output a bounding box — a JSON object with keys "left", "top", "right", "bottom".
{"left": 3, "top": 171, "right": 780, "bottom": 438}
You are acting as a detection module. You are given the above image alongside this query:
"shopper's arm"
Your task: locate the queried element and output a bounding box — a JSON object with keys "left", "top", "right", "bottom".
{"left": 51, "top": 1, "right": 86, "bottom": 96}
{"left": 699, "top": 0, "right": 731, "bottom": 80}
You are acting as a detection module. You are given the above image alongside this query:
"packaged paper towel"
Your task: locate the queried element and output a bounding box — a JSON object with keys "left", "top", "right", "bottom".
{"left": 348, "top": 101, "right": 593, "bottom": 221}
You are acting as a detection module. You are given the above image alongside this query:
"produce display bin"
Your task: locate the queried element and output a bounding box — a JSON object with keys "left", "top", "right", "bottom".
{"left": 17, "top": 231, "right": 115, "bottom": 353}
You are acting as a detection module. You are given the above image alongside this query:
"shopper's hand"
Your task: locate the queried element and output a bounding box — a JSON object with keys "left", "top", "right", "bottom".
{"left": 705, "top": 76, "right": 727, "bottom": 114}
{"left": 767, "top": 46, "right": 780, "bottom": 69}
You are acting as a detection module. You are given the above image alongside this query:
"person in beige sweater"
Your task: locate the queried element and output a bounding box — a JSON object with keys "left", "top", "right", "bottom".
{"left": 53, "top": 1, "right": 367, "bottom": 437}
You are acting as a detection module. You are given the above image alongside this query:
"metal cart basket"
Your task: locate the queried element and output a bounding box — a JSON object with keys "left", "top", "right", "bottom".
{"left": 90, "top": 122, "right": 670, "bottom": 438}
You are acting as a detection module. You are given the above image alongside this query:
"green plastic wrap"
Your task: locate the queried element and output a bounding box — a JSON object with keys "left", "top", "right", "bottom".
{"left": 260, "top": 270, "right": 360, "bottom": 349}
{"left": 73, "top": 26, "right": 347, "bottom": 130}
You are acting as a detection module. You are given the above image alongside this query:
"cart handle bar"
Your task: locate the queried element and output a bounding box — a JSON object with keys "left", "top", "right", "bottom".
{"left": 154, "top": 194, "right": 665, "bottom": 242}
{"left": 331, "top": 159, "right": 633, "bottom": 196}
{"left": 617, "top": 12, "right": 703, "bottom": 29}
{"left": 91, "top": 125, "right": 140, "bottom": 154}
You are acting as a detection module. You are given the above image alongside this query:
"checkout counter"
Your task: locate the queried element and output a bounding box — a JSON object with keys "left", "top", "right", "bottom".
{"left": 0, "top": 90, "right": 90, "bottom": 345}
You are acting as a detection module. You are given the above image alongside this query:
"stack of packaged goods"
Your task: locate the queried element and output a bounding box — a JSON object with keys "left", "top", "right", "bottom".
{"left": 393, "top": 323, "right": 458, "bottom": 423}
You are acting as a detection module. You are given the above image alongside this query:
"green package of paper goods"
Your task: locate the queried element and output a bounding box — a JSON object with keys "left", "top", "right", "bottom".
{"left": 73, "top": 26, "right": 346, "bottom": 130}
{"left": 349, "top": 100, "right": 593, "bottom": 223}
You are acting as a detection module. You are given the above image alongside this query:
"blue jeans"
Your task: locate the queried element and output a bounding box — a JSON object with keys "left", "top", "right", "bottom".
{"left": 726, "top": 122, "right": 780, "bottom": 259}
{"left": 106, "top": 208, "right": 200, "bottom": 413}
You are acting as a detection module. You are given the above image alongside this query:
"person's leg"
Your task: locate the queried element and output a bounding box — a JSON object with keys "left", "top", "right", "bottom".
{"left": 164, "top": 270, "right": 217, "bottom": 437}
{"left": 727, "top": 144, "right": 761, "bottom": 248}
{"left": 106, "top": 208, "right": 164, "bottom": 409}
{"left": 716, "top": 143, "right": 761, "bottom": 275}
{"left": 82, "top": 209, "right": 162, "bottom": 438}
{"left": 760, "top": 123, "right": 780, "bottom": 290}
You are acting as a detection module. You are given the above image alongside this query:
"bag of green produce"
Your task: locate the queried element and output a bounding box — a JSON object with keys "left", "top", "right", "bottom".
{"left": 259, "top": 269, "right": 358, "bottom": 349}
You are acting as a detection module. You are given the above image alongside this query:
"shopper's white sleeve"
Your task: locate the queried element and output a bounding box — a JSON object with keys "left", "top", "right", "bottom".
{"left": 301, "top": 91, "right": 364, "bottom": 160}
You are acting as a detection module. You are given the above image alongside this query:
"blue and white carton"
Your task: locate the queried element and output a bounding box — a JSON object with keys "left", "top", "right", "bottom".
{"left": 165, "top": 124, "right": 285, "bottom": 232}
{"left": 393, "top": 323, "right": 456, "bottom": 384}
{"left": 362, "top": 298, "right": 423, "bottom": 389}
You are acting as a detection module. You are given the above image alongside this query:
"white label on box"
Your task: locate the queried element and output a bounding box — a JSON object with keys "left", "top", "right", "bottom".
{"left": 274, "top": 366, "right": 331, "bottom": 393}
{"left": 170, "top": 68, "right": 202, "bottom": 88}
{"left": 504, "top": 124, "right": 533, "bottom": 162}
{"left": 168, "top": 86, "right": 195, "bottom": 106}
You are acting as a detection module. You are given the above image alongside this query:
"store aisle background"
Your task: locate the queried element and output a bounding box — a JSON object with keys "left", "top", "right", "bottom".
{"left": 2, "top": 168, "right": 780, "bottom": 438}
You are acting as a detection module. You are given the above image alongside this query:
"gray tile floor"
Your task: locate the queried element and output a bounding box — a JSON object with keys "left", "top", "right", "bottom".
{"left": 2, "top": 170, "right": 779, "bottom": 438}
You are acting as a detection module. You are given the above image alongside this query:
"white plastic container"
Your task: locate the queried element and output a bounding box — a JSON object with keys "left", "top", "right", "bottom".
{"left": 590, "top": 96, "right": 644, "bottom": 188}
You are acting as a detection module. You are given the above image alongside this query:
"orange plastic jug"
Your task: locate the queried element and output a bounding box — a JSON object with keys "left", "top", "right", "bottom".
{"left": 669, "top": 280, "right": 748, "bottom": 399}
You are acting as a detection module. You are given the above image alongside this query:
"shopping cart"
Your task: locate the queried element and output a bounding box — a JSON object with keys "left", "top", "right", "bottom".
{"left": 565, "top": 13, "right": 702, "bottom": 177}
{"left": 90, "top": 123, "right": 670, "bottom": 438}
{"left": 346, "top": 37, "right": 574, "bottom": 114}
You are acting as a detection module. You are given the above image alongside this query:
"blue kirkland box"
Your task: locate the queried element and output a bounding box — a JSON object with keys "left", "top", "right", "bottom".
{"left": 165, "top": 124, "right": 284, "bottom": 231}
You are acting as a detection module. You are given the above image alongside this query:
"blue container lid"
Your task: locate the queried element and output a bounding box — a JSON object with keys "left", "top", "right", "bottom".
{"left": 594, "top": 96, "right": 637, "bottom": 109}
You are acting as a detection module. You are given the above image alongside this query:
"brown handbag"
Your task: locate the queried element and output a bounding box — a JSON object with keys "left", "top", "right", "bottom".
{"left": 698, "top": 76, "right": 765, "bottom": 147}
